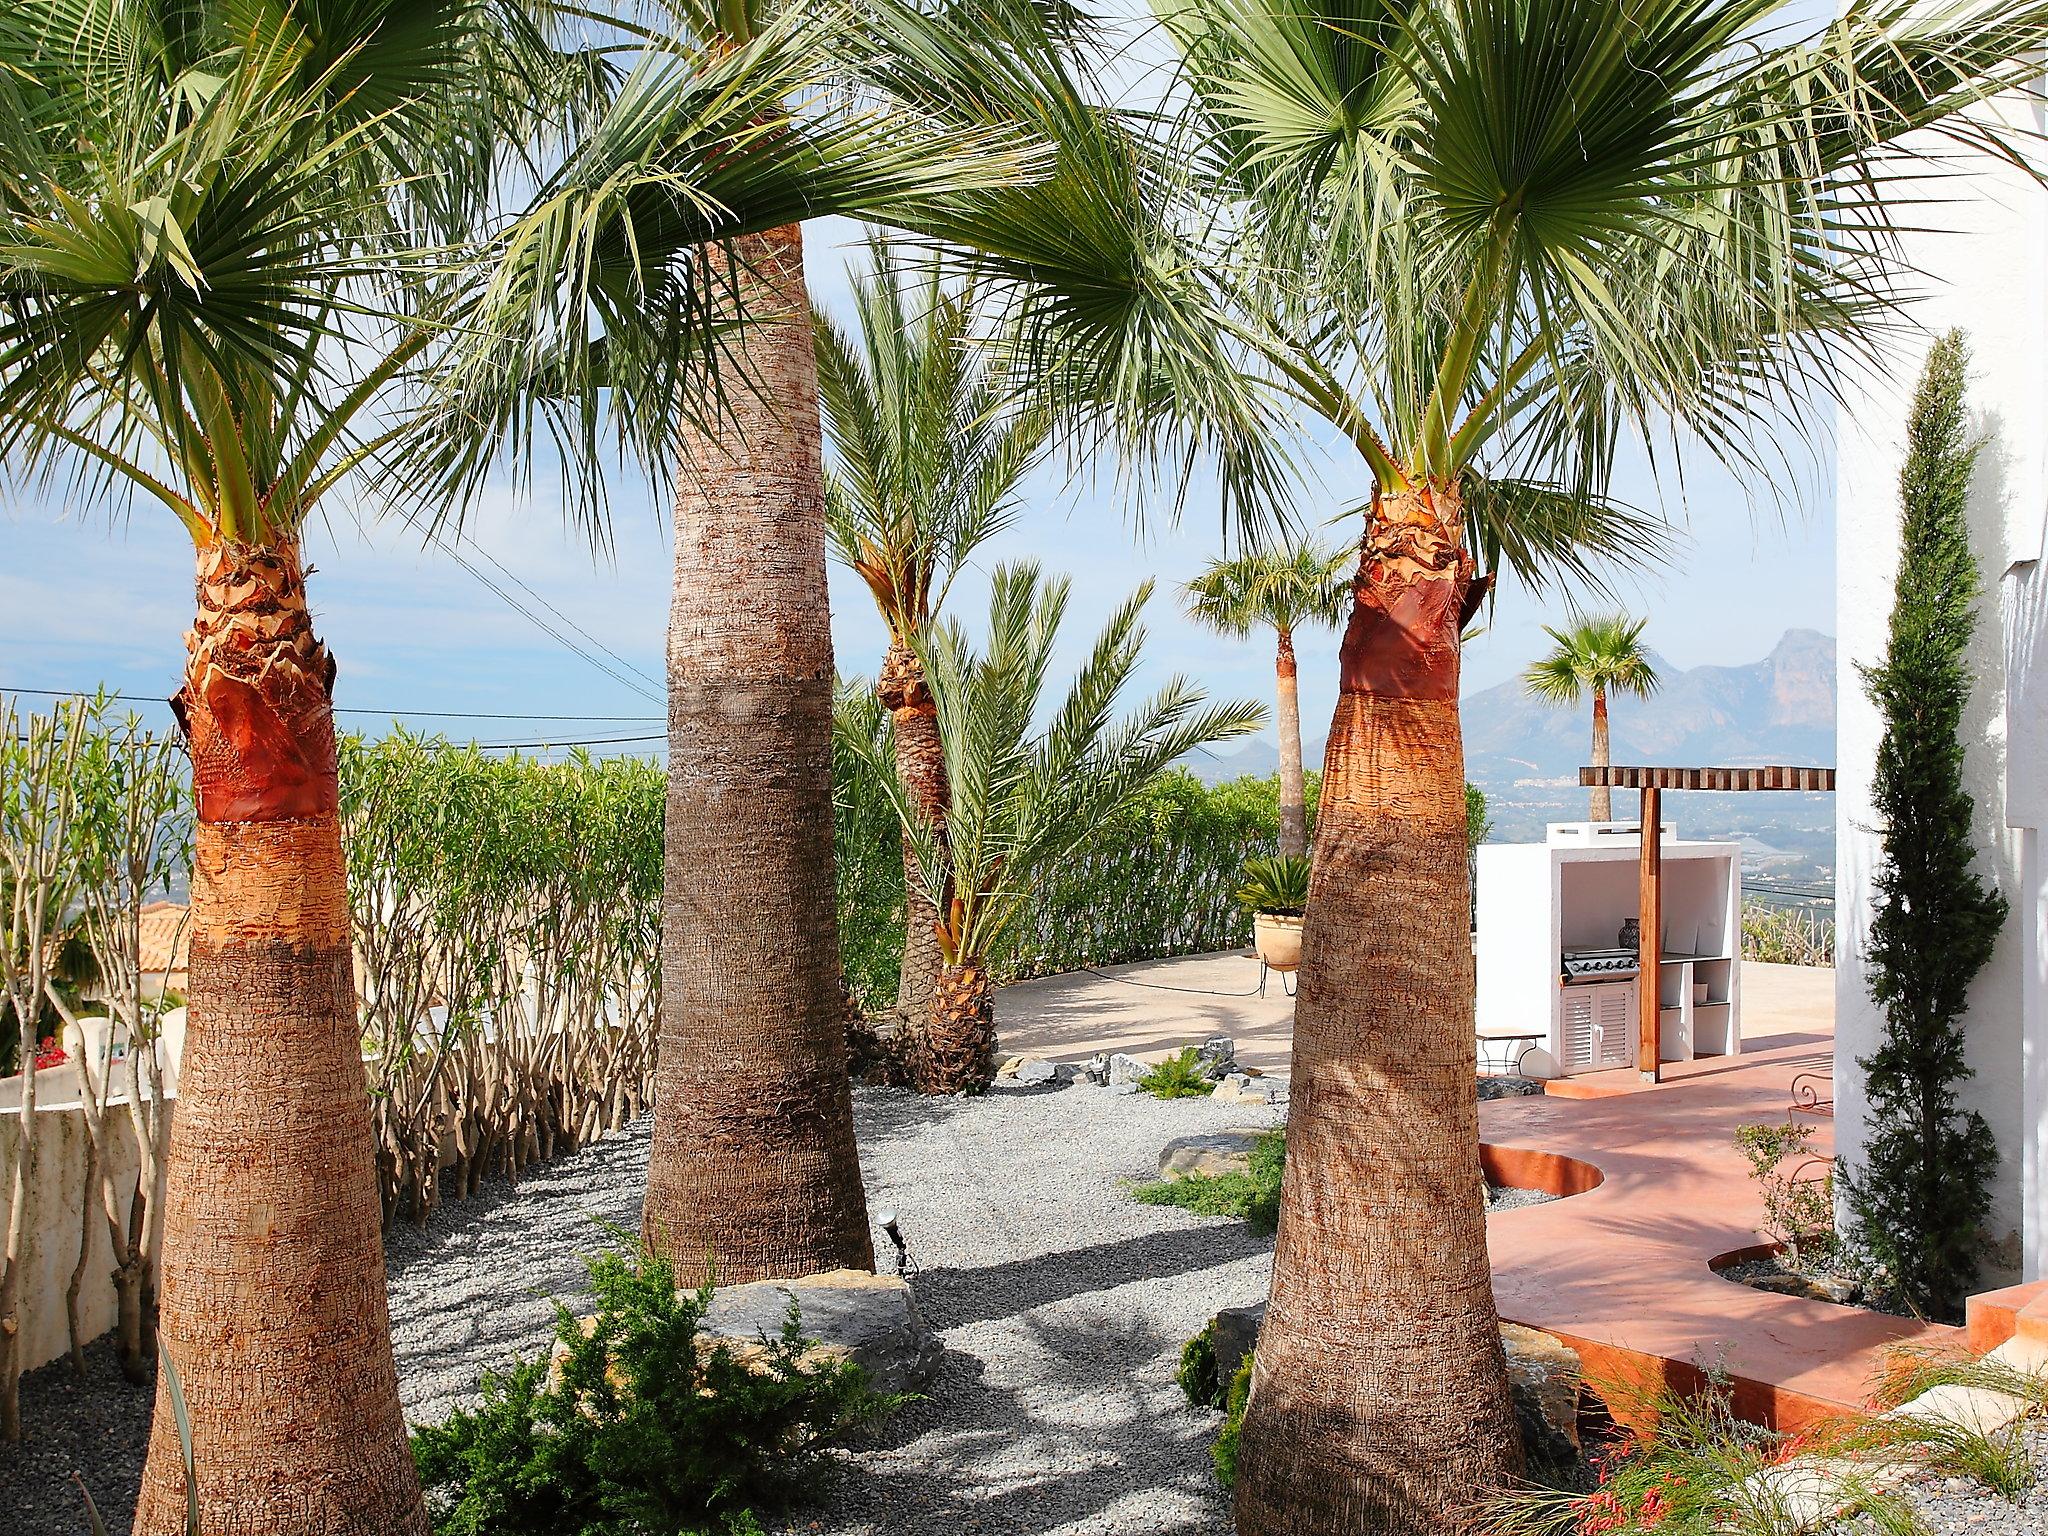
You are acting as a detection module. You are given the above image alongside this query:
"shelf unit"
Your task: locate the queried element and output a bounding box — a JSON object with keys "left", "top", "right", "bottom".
{"left": 1476, "top": 822, "right": 1744, "bottom": 1078}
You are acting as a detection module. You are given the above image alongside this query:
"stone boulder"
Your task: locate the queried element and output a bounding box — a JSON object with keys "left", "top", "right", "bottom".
{"left": 1210, "top": 1300, "right": 1266, "bottom": 1384}
{"left": 996, "top": 1055, "right": 1061, "bottom": 1086}
{"left": 1107, "top": 1052, "right": 1149, "bottom": 1087}
{"left": 1501, "top": 1322, "right": 1584, "bottom": 1467}
{"left": 1195, "top": 1036, "right": 1238, "bottom": 1080}
{"left": 1213, "top": 1072, "right": 1287, "bottom": 1107}
{"left": 1197, "top": 1304, "right": 1587, "bottom": 1467}
{"left": 699, "top": 1268, "right": 942, "bottom": 1395}
{"left": 1158, "top": 1130, "right": 1271, "bottom": 1180}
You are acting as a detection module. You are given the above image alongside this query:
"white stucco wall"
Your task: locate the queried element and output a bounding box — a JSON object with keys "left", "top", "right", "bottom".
{"left": 1835, "top": 95, "right": 2048, "bottom": 1284}
{"left": 0, "top": 1095, "right": 168, "bottom": 1374}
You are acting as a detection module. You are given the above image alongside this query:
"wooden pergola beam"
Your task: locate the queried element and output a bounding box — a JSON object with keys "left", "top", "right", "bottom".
{"left": 1579, "top": 765, "right": 1836, "bottom": 792}
{"left": 1579, "top": 764, "right": 1836, "bottom": 1083}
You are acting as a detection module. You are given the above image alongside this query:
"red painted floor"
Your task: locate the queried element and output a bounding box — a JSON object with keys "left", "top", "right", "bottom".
{"left": 1481, "top": 1001, "right": 1964, "bottom": 1429}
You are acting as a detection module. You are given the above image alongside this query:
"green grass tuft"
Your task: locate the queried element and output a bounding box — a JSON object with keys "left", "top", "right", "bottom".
{"left": 1130, "top": 1130, "right": 1285, "bottom": 1233}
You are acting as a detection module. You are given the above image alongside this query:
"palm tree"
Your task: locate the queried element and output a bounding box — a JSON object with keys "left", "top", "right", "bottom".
{"left": 1523, "top": 616, "right": 1662, "bottom": 822}
{"left": 818, "top": 236, "right": 1052, "bottom": 1053}
{"left": 0, "top": 3, "right": 572, "bottom": 1525}
{"left": 423, "top": 1, "right": 1049, "bottom": 1279}
{"left": 0, "top": 0, "right": 1028, "bottom": 1526}
{"left": 930, "top": 2, "right": 2048, "bottom": 1526}
{"left": 1183, "top": 544, "right": 1349, "bottom": 856}
{"left": 840, "top": 562, "right": 1264, "bottom": 1091}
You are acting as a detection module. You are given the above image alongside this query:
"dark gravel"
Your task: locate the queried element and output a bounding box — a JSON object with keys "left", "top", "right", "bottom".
{"left": 4, "top": 1080, "right": 1284, "bottom": 1536}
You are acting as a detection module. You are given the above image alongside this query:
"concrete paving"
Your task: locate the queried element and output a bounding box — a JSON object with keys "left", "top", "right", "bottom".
{"left": 994, "top": 950, "right": 1295, "bottom": 1074}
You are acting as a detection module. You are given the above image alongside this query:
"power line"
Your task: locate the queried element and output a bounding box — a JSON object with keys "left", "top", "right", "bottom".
{"left": 1, "top": 685, "right": 662, "bottom": 724}
{"left": 455, "top": 537, "right": 665, "bottom": 695}
{"left": 422, "top": 535, "right": 664, "bottom": 707}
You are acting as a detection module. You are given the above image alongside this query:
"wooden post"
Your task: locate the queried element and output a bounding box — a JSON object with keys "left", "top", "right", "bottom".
{"left": 1638, "top": 784, "right": 1662, "bottom": 1081}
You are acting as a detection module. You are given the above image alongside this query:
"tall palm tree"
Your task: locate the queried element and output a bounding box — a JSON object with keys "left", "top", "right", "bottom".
{"left": 1183, "top": 543, "right": 1349, "bottom": 856}
{"left": 424, "top": 0, "right": 1049, "bottom": 1279}
{"left": 818, "top": 236, "right": 1052, "bottom": 1052}
{"left": 0, "top": 3, "right": 571, "bottom": 1526}
{"left": 839, "top": 562, "right": 1264, "bottom": 1091}
{"left": 928, "top": 2, "right": 2048, "bottom": 1526}
{"left": 0, "top": 1, "right": 1029, "bottom": 1527}
{"left": 1523, "top": 615, "right": 1661, "bottom": 821}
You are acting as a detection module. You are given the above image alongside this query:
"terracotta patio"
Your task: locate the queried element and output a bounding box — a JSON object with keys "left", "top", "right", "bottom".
{"left": 1001, "top": 956, "right": 1968, "bottom": 1429}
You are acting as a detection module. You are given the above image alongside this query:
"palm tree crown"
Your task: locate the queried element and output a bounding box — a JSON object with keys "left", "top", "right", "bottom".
{"left": 819, "top": 237, "right": 1051, "bottom": 643}
{"left": 1523, "top": 616, "right": 1662, "bottom": 706}
{"left": 840, "top": 562, "right": 1266, "bottom": 966}
{"left": 1182, "top": 543, "right": 1351, "bottom": 641}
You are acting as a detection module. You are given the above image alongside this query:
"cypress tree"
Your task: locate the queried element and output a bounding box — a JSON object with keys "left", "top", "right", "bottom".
{"left": 1841, "top": 329, "right": 2007, "bottom": 1322}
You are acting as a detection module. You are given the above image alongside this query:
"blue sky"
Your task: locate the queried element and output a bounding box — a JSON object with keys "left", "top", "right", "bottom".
{"left": 0, "top": 219, "right": 1835, "bottom": 754}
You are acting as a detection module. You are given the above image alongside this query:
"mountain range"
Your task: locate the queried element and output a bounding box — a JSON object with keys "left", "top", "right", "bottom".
{"left": 1192, "top": 629, "right": 1838, "bottom": 884}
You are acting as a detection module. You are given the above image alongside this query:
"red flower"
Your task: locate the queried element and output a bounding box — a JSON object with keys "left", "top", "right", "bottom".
{"left": 32, "top": 1036, "right": 66, "bottom": 1070}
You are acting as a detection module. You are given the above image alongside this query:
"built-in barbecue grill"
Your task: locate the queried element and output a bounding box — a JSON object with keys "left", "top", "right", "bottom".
{"left": 1560, "top": 947, "right": 1641, "bottom": 985}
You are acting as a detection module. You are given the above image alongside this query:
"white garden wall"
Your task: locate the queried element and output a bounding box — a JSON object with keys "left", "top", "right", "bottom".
{"left": 0, "top": 1091, "right": 168, "bottom": 1374}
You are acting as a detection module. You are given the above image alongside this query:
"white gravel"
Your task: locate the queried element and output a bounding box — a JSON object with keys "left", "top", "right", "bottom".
{"left": 7, "top": 1081, "right": 1283, "bottom": 1535}
{"left": 1827, "top": 1424, "right": 2048, "bottom": 1535}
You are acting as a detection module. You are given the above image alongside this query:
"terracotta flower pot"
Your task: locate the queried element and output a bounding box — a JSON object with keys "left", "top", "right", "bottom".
{"left": 1254, "top": 912, "right": 1303, "bottom": 971}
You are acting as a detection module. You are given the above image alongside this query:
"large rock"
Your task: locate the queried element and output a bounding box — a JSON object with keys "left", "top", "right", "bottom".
{"left": 1196, "top": 1037, "right": 1237, "bottom": 1080}
{"left": 1197, "top": 1304, "right": 1586, "bottom": 1467}
{"left": 1213, "top": 1072, "right": 1287, "bottom": 1107}
{"left": 1158, "top": 1130, "right": 1270, "bottom": 1180}
{"left": 1107, "top": 1052, "right": 1149, "bottom": 1087}
{"left": 700, "top": 1269, "right": 941, "bottom": 1395}
{"left": 1501, "top": 1322, "right": 1584, "bottom": 1467}
{"left": 1211, "top": 1301, "right": 1266, "bottom": 1384}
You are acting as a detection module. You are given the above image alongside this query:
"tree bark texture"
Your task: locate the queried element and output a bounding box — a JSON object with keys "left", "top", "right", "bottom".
{"left": 916, "top": 961, "right": 995, "bottom": 1095}
{"left": 1233, "top": 485, "right": 1520, "bottom": 1536}
{"left": 878, "top": 640, "right": 950, "bottom": 1047}
{"left": 1590, "top": 689, "right": 1611, "bottom": 822}
{"left": 137, "top": 538, "right": 428, "bottom": 1536}
{"left": 1275, "top": 627, "right": 1307, "bottom": 859}
{"left": 644, "top": 223, "right": 876, "bottom": 1283}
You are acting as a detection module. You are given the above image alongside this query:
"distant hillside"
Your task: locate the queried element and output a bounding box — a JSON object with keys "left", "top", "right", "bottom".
{"left": 1463, "top": 627, "right": 1835, "bottom": 789}
{"left": 1190, "top": 629, "right": 1838, "bottom": 887}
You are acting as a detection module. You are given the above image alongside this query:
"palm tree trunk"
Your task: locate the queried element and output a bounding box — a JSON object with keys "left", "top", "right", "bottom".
{"left": 879, "top": 640, "right": 949, "bottom": 1054}
{"left": 136, "top": 537, "right": 427, "bottom": 1536}
{"left": 1234, "top": 484, "right": 1519, "bottom": 1536}
{"left": 1590, "top": 687, "right": 1612, "bottom": 822}
{"left": 916, "top": 960, "right": 995, "bottom": 1095}
{"left": 643, "top": 223, "right": 875, "bottom": 1283}
{"left": 1275, "top": 626, "right": 1307, "bottom": 859}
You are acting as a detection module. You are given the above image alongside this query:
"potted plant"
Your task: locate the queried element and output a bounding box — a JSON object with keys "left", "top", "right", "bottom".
{"left": 1237, "top": 855, "right": 1311, "bottom": 971}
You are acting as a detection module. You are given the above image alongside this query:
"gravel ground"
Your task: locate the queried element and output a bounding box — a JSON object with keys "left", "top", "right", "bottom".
{"left": 3, "top": 1080, "right": 1284, "bottom": 1536}
{"left": 1828, "top": 1424, "right": 2048, "bottom": 1534}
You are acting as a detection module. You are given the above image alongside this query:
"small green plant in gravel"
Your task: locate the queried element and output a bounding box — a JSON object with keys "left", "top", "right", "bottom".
{"left": 1140, "top": 1047, "right": 1216, "bottom": 1099}
{"left": 412, "top": 1246, "right": 902, "bottom": 1536}
{"left": 1132, "top": 1130, "right": 1286, "bottom": 1232}
{"left": 1178, "top": 1321, "right": 1224, "bottom": 1408}
{"left": 1211, "top": 1356, "right": 1255, "bottom": 1487}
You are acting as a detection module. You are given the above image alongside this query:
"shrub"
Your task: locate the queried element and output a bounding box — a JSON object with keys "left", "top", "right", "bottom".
{"left": 412, "top": 1247, "right": 901, "bottom": 1536}
{"left": 1740, "top": 902, "right": 1835, "bottom": 966}
{"left": 1839, "top": 332, "right": 2005, "bottom": 1324}
{"left": 1139, "top": 1047, "right": 1216, "bottom": 1099}
{"left": 1482, "top": 1377, "right": 1921, "bottom": 1536}
{"left": 1177, "top": 1321, "right": 1223, "bottom": 1408}
{"left": 1732, "top": 1123, "right": 1836, "bottom": 1271}
{"left": 1210, "top": 1355, "right": 1254, "bottom": 1487}
{"left": 1234, "top": 854, "right": 1311, "bottom": 917}
{"left": 1132, "top": 1130, "right": 1286, "bottom": 1233}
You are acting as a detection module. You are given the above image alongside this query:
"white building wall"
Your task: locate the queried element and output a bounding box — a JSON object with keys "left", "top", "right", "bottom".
{"left": 1835, "top": 94, "right": 2048, "bottom": 1285}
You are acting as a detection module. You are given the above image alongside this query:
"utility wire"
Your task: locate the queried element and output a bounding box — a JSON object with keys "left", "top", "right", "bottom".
{"left": 1, "top": 684, "right": 662, "bottom": 724}
{"left": 435, "top": 533, "right": 665, "bottom": 697}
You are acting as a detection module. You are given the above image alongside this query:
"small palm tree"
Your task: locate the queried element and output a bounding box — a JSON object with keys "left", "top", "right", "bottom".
{"left": 818, "top": 237, "right": 1051, "bottom": 1045}
{"left": 1524, "top": 617, "right": 1662, "bottom": 822}
{"left": 839, "top": 563, "right": 1264, "bottom": 1092}
{"left": 1183, "top": 544, "right": 1350, "bottom": 856}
